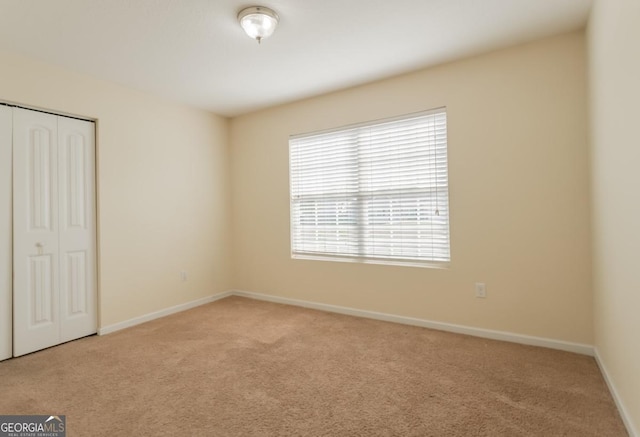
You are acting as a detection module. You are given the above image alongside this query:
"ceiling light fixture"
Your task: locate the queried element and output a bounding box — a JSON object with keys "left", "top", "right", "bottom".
{"left": 238, "top": 6, "right": 279, "bottom": 44}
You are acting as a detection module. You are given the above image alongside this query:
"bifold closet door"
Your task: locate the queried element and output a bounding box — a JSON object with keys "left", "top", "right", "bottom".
{"left": 13, "top": 109, "right": 61, "bottom": 356}
{"left": 57, "top": 116, "right": 97, "bottom": 344}
{"left": 13, "top": 108, "right": 97, "bottom": 357}
{"left": 0, "top": 106, "right": 12, "bottom": 361}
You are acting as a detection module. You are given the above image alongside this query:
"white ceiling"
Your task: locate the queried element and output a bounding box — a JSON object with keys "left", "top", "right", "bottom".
{"left": 0, "top": 0, "right": 592, "bottom": 117}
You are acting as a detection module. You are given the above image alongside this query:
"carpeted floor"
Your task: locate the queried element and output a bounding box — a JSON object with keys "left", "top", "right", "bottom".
{"left": 0, "top": 296, "right": 627, "bottom": 436}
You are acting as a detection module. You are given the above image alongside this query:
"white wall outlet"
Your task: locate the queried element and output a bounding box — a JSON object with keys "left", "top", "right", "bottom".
{"left": 180, "top": 271, "right": 188, "bottom": 282}
{"left": 475, "top": 282, "right": 487, "bottom": 298}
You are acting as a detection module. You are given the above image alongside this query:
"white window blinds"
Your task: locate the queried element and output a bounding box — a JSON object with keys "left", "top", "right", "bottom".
{"left": 289, "top": 108, "right": 450, "bottom": 266}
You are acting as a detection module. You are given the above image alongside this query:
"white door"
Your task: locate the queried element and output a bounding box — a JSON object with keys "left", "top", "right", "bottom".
{"left": 57, "top": 117, "right": 97, "bottom": 343}
{"left": 13, "top": 109, "right": 61, "bottom": 356}
{"left": 0, "top": 105, "right": 12, "bottom": 361}
{"left": 13, "top": 108, "right": 96, "bottom": 357}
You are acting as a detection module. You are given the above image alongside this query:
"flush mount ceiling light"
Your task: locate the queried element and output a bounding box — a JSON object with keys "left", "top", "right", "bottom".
{"left": 238, "top": 6, "right": 279, "bottom": 44}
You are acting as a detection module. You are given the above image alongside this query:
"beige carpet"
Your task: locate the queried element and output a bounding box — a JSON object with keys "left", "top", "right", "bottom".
{"left": 0, "top": 296, "right": 627, "bottom": 436}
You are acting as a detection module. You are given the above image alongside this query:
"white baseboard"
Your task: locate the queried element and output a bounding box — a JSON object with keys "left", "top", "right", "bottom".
{"left": 231, "top": 289, "right": 594, "bottom": 356}
{"left": 99, "top": 289, "right": 595, "bottom": 357}
{"left": 98, "top": 291, "right": 233, "bottom": 335}
{"left": 595, "top": 348, "right": 638, "bottom": 437}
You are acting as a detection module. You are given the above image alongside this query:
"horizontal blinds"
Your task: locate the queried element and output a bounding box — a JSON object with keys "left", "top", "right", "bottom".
{"left": 290, "top": 108, "right": 450, "bottom": 264}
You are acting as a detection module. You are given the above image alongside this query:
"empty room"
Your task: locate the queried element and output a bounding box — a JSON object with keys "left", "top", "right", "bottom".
{"left": 0, "top": 0, "right": 638, "bottom": 435}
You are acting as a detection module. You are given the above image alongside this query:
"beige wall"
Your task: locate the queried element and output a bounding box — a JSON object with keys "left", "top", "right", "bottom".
{"left": 0, "top": 49, "right": 232, "bottom": 327}
{"left": 588, "top": 0, "right": 640, "bottom": 433}
{"left": 230, "top": 32, "right": 593, "bottom": 344}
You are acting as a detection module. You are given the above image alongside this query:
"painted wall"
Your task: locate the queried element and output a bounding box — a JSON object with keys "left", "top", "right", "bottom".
{"left": 230, "top": 32, "right": 592, "bottom": 344}
{"left": 588, "top": 0, "right": 640, "bottom": 433}
{"left": 0, "top": 49, "right": 232, "bottom": 327}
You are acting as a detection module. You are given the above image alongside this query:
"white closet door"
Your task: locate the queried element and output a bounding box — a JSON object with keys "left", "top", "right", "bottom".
{"left": 13, "top": 108, "right": 61, "bottom": 356}
{"left": 0, "top": 106, "right": 12, "bottom": 361}
{"left": 13, "top": 109, "right": 97, "bottom": 356}
{"left": 58, "top": 117, "right": 97, "bottom": 343}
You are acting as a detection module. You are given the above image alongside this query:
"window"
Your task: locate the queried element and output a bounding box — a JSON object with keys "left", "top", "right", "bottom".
{"left": 289, "top": 108, "right": 450, "bottom": 267}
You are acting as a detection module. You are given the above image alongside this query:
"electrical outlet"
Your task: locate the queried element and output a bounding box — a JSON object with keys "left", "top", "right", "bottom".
{"left": 180, "top": 271, "right": 188, "bottom": 282}
{"left": 475, "top": 282, "right": 486, "bottom": 298}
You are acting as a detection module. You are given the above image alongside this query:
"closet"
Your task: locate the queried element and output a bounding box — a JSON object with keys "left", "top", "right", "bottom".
{"left": 0, "top": 104, "right": 97, "bottom": 359}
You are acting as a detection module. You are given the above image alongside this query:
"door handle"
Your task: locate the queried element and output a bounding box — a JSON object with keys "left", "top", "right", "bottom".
{"left": 35, "top": 242, "right": 44, "bottom": 255}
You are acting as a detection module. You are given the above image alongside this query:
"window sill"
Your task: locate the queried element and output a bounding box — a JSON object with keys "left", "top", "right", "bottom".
{"left": 291, "top": 253, "right": 450, "bottom": 270}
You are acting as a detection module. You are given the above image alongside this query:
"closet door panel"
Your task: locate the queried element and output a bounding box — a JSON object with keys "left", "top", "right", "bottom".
{"left": 58, "top": 117, "right": 97, "bottom": 342}
{"left": 0, "top": 106, "right": 12, "bottom": 361}
{"left": 13, "top": 108, "right": 60, "bottom": 357}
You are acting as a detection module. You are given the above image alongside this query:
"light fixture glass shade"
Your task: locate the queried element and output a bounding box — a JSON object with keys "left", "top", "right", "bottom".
{"left": 238, "top": 6, "right": 279, "bottom": 43}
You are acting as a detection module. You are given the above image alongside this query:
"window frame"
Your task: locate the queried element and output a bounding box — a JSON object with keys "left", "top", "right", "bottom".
{"left": 289, "top": 108, "right": 451, "bottom": 269}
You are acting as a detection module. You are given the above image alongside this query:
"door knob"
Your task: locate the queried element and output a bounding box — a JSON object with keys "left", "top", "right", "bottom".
{"left": 35, "top": 242, "right": 44, "bottom": 255}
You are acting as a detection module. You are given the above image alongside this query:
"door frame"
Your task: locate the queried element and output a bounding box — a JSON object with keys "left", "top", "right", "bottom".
{"left": 0, "top": 105, "right": 12, "bottom": 361}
